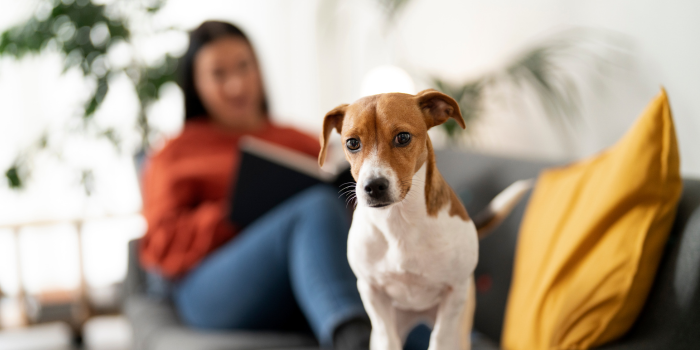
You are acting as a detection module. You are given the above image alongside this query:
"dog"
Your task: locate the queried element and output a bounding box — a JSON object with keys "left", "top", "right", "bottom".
{"left": 318, "top": 89, "right": 532, "bottom": 350}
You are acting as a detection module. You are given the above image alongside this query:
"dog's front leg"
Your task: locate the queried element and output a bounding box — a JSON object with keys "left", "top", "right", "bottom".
{"left": 357, "top": 279, "right": 402, "bottom": 350}
{"left": 428, "top": 277, "right": 476, "bottom": 350}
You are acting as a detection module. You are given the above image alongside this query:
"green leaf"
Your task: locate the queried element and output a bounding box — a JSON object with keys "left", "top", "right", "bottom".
{"left": 84, "top": 76, "right": 109, "bottom": 118}
{"left": 377, "top": 0, "right": 411, "bottom": 20}
{"left": 432, "top": 78, "right": 483, "bottom": 141}
{"left": 5, "top": 165, "right": 22, "bottom": 189}
{"left": 80, "top": 169, "right": 95, "bottom": 195}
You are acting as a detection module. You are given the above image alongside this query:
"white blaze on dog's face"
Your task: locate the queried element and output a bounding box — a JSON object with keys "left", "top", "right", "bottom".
{"left": 319, "top": 90, "right": 465, "bottom": 208}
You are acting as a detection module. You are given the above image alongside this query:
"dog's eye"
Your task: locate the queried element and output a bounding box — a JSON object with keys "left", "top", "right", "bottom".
{"left": 394, "top": 132, "right": 411, "bottom": 146}
{"left": 346, "top": 138, "right": 361, "bottom": 151}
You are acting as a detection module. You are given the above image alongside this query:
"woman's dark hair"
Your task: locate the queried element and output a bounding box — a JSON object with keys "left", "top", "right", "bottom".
{"left": 179, "top": 21, "right": 268, "bottom": 120}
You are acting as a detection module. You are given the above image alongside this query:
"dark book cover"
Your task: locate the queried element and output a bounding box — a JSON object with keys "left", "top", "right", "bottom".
{"left": 229, "top": 137, "right": 353, "bottom": 229}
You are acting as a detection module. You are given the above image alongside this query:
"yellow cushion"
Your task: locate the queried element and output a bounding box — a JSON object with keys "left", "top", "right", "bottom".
{"left": 501, "top": 89, "right": 682, "bottom": 350}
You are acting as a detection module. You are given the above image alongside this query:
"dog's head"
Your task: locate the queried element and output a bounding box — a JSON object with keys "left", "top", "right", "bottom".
{"left": 319, "top": 89, "right": 465, "bottom": 208}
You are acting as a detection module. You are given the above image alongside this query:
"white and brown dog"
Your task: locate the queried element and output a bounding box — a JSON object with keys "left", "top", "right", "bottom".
{"left": 318, "top": 89, "right": 531, "bottom": 350}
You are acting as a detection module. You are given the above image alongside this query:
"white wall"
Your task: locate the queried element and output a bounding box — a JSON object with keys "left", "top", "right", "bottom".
{"left": 312, "top": 0, "right": 700, "bottom": 175}
{"left": 2, "top": 0, "right": 700, "bottom": 205}
{"left": 151, "top": 0, "right": 700, "bottom": 175}
{"left": 1, "top": 0, "right": 698, "bottom": 224}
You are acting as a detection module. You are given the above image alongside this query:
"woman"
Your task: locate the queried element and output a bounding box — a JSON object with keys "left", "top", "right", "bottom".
{"left": 139, "top": 21, "right": 430, "bottom": 350}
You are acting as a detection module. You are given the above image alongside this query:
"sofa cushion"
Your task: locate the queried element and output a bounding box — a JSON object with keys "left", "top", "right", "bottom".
{"left": 151, "top": 328, "right": 316, "bottom": 350}
{"left": 595, "top": 179, "right": 700, "bottom": 350}
{"left": 124, "top": 295, "right": 317, "bottom": 350}
{"left": 502, "top": 89, "right": 682, "bottom": 350}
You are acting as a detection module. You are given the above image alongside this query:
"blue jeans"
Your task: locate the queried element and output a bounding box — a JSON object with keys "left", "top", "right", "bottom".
{"left": 172, "top": 185, "right": 431, "bottom": 349}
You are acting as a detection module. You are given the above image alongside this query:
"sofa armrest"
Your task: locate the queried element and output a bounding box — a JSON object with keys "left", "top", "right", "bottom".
{"left": 123, "top": 239, "right": 147, "bottom": 298}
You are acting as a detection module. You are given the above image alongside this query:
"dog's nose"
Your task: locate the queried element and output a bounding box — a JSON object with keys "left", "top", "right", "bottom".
{"left": 364, "top": 177, "right": 389, "bottom": 198}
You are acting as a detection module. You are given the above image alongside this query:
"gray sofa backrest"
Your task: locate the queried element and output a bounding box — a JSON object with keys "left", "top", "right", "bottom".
{"left": 435, "top": 149, "right": 700, "bottom": 349}
{"left": 435, "top": 149, "right": 556, "bottom": 342}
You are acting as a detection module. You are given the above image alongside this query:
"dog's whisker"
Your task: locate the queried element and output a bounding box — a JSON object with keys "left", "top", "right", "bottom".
{"left": 347, "top": 195, "right": 357, "bottom": 209}
{"left": 345, "top": 192, "right": 356, "bottom": 204}
{"left": 339, "top": 187, "right": 355, "bottom": 194}
{"left": 338, "top": 189, "right": 357, "bottom": 198}
{"left": 338, "top": 183, "right": 357, "bottom": 190}
{"left": 346, "top": 194, "right": 358, "bottom": 209}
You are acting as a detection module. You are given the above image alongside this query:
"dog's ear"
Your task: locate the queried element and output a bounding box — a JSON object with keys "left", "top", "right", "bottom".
{"left": 319, "top": 104, "right": 348, "bottom": 167}
{"left": 415, "top": 89, "right": 465, "bottom": 130}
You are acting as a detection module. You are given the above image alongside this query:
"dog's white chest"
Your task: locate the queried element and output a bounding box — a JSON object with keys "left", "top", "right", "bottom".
{"left": 348, "top": 204, "right": 478, "bottom": 311}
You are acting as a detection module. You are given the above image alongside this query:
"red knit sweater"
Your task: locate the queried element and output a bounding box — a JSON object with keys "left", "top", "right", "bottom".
{"left": 139, "top": 118, "right": 320, "bottom": 278}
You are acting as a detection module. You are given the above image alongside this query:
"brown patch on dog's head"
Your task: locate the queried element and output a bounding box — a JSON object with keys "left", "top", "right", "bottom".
{"left": 318, "top": 90, "right": 465, "bottom": 207}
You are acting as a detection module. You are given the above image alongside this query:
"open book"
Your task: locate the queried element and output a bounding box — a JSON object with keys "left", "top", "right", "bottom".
{"left": 228, "top": 136, "right": 354, "bottom": 228}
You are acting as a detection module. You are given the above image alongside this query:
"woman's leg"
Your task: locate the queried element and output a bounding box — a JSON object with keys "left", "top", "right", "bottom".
{"left": 173, "top": 185, "right": 365, "bottom": 346}
{"left": 285, "top": 186, "right": 367, "bottom": 345}
{"left": 173, "top": 196, "right": 305, "bottom": 330}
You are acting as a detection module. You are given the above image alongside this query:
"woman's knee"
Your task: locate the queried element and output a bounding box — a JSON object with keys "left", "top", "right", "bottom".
{"left": 175, "top": 288, "right": 221, "bottom": 329}
{"left": 175, "top": 287, "right": 250, "bottom": 330}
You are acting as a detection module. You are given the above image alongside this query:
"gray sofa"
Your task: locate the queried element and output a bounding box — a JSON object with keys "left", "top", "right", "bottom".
{"left": 123, "top": 149, "right": 700, "bottom": 350}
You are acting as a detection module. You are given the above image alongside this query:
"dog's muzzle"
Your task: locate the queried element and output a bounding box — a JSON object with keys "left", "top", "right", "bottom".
{"left": 363, "top": 177, "right": 392, "bottom": 207}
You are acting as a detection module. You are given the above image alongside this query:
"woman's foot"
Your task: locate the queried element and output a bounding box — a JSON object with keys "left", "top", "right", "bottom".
{"left": 333, "top": 318, "right": 371, "bottom": 350}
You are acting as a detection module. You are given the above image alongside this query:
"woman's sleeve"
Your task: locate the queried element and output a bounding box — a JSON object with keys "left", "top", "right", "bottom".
{"left": 139, "top": 155, "right": 236, "bottom": 279}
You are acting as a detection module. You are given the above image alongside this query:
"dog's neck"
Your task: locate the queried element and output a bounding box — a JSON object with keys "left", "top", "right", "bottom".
{"left": 423, "top": 137, "right": 451, "bottom": 217}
